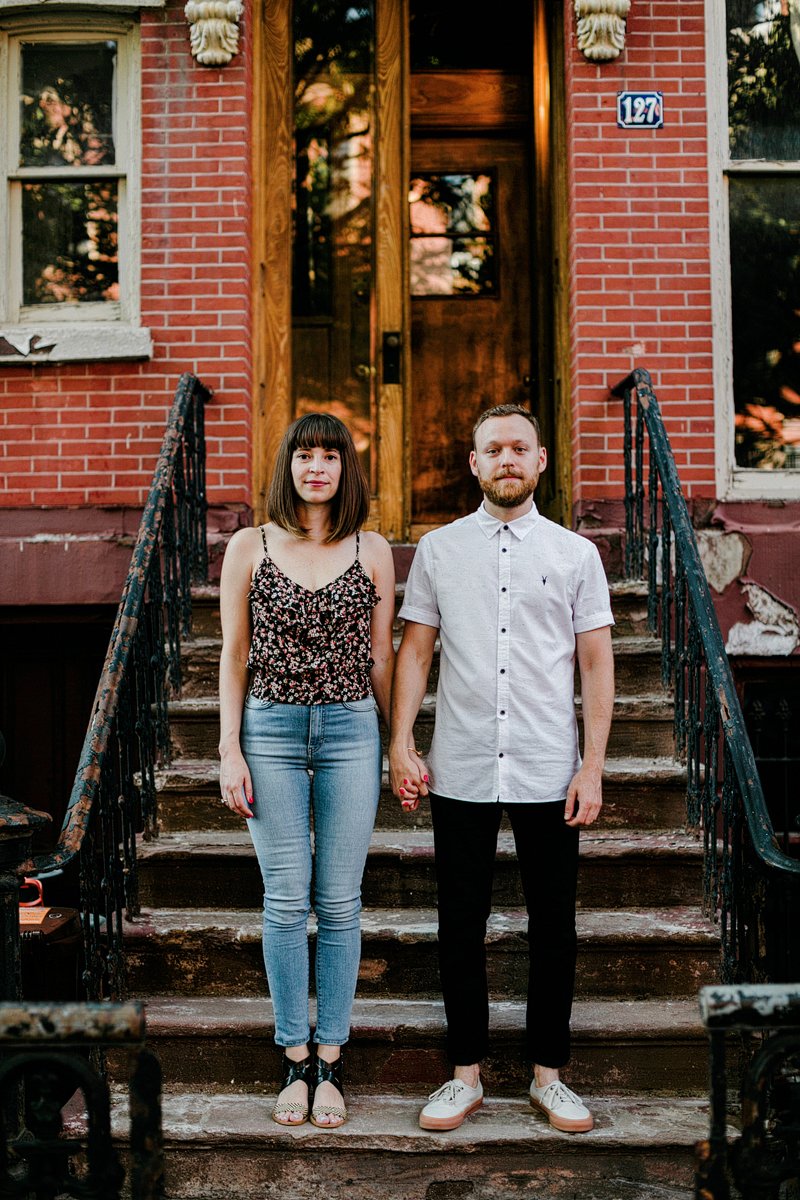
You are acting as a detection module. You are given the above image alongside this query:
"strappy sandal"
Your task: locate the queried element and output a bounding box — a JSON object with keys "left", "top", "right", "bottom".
{"left": 309, "top": 1053, "right": 347, "bottom": 1129}
{"left": 272, "top": 1053, "right": 313, "bottom": 1126}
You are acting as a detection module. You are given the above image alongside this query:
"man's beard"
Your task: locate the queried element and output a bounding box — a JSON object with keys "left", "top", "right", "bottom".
{"left": 478, "top": 472, "right": 538, "bottom": 508}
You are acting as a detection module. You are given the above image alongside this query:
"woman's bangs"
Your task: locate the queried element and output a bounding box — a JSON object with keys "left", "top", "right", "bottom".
{"left": 290, "top": 413, "right": 351, "bottom": 454}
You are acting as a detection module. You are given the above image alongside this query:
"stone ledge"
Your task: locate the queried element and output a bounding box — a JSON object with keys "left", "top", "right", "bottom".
{"left": 0, "top": 324, "right": 152, "bottom": 364}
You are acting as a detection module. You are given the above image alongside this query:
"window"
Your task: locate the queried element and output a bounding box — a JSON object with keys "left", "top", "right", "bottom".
{"left": 710, "top": 0, "right": 800, "bottom": 492}
{"left": 0, "top": 15, "right": 150, "bottom": 362}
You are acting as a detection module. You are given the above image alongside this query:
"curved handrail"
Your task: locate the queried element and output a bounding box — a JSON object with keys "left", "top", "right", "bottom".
{"left": 612, "top": 368, "right": 798, "bottom": 982}
{"left": 35, "top": 373, "right": 210, "bottom": 875}
{"left": 32, "top": 374, "right": 210, "bottom": 998}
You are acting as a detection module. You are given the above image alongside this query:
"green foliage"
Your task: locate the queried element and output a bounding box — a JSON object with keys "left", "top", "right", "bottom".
{"left": 728, "top": 12, "right": 800, "bottom": 158}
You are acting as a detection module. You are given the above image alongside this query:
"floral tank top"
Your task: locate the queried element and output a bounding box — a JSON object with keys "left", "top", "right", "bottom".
{"left": 247, "top": 527, "right": 379, "bottom": 704}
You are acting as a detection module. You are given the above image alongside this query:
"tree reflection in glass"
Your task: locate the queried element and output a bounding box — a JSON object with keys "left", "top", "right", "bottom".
{"left": 292, "top": 1, "right": 376, "bottom": 484}
{"left": 727, "top": 0, "right": 800, "bottom": 159}
{"left": 409, "top": 174, "right": 496, "bottom": 295}
{"left": 730, "top": 176, "right": 800, "bottom": 468}
{"left": 19, "top": 43, "right": 116, "bottom": 167}
{"left": 22, "top": 182, "right": 119, "bottom": 305}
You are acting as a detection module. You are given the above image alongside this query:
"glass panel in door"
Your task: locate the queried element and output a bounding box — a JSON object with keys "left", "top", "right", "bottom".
{"left": 292, "top": 0, "right": 377, "bottom": 489}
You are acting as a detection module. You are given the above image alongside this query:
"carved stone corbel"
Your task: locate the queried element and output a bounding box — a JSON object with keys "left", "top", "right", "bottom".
{"left": 574, "top": 0, "right": 631, "bottom": 61}
{"left": 185, "top": 0, "right": 244, "bottom": 66}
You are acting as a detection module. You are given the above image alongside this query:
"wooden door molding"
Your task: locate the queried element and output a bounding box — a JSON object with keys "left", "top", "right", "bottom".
{"left": 376, "top": 0, "right": 408, "bottom": 541}
{"left": 533, "top": 0, "right": 571, "bottom": 527}
{"left": 252, "top": 0, "right": 407, "bottom": 537}
{"left": 252, "top": 0, "right": 293, "bottom": 526}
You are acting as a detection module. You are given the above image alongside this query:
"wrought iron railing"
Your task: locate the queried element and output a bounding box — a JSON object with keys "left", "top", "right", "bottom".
{"left": 612, "top": 368, "right": 800, "bottom": 984}
{"left": 0, "top": 1001, "right": 164, "bottom": 1199}
{"left": 696, "top": 983, "right": 800, "bottom": 1200}
{"left": 32, "top": 373, "right": 210, "bottom": 1001}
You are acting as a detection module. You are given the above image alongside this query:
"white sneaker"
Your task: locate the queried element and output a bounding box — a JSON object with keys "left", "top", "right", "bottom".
{"left": 529, "top": 1079, "right": 594, "bottom": 1133}
{"left": 419, "top": 1078, "right": 484, "bottom": 1130}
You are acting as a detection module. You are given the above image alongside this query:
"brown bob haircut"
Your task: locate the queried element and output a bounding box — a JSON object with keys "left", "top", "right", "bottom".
{"left": 472, "top": 404, "right": 541, "bottom": 448}
{"left": 267, "top": 412, "right": 370, "bottom": 543}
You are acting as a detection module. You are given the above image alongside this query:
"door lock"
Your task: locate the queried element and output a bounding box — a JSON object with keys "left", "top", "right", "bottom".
{"left": 382, "top": 331, "right": 402, "bottom": 385}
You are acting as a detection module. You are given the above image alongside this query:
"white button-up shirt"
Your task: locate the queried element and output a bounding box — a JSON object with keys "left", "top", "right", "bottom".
{"left": 399, "top": 502, "right": 614, "bottom": 803}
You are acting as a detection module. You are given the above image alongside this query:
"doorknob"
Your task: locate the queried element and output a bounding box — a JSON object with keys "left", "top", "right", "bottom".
{"left": 355, "top": 363, "right": 376, "bottom": 379}
{"left": 522, "top": 374, "right": 532, "bottom": 387}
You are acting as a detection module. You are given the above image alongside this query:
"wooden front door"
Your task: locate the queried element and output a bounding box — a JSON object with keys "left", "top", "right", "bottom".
{"left": 409, "top": 133, "right": 533, "bottom": 530}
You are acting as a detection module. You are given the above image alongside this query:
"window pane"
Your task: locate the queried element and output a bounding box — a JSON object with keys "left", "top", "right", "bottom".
{"left": 292, "top": 0, "right": 376, "bottom": 486}
{"left": 410, "top": 237, "right": 495, "bottom": 296}
{"left": 730, "top": 176, "right": 800, "bottom": 469}
{"left": 409, "top": 173, "right": 493, "bottom": 235}
{"left": 727, "top": 1, "right": 800, "bottom": 159}
{"left": 22, "top": 181, "right": 119, "bottom": 305}
{"left": 20, "top": 42, "right": 116, "bottom": 167}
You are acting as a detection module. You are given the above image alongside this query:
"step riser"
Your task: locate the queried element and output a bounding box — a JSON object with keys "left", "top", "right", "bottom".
{"left": 156, "top": 778, "right": 690, "bottom": 834}
{"left": 168, "top": 712, "right": 677, "bottom": 761}
{"left": 136, "top": 1142, "right": 699, "bottom": 1200}
{"left": 179, "top": 646, "right": 663, "bottom": 698}
{"left": 137, "top": 852, "right": 702, "bottom": 911}
{"left": 122, "top": 1035, "right": 710, "bottom": 1097}
{"left": 125, "top": 935, "right": 718, "bottom": 1001}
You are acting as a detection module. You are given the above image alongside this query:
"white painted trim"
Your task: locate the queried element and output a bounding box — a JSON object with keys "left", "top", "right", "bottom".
{"left": 706, "top": 0, "right": 800, "bottom": 498}
{"left": 1, "top": 17, "right": 142, "bottom": 330}
{"left": 0, "top": 323, "right": 152, "bottom": 362}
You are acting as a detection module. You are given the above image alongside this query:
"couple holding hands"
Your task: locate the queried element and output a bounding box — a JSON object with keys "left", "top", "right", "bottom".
{"left": 218, "top": 404, "right": 614, "bottom": 1135}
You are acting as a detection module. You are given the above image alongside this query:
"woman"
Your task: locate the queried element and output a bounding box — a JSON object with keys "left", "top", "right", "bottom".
{"left": 218, "top": 413, "right": 395, "bottom": 1128}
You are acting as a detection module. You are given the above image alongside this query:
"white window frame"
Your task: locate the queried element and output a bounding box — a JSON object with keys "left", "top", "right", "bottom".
{"left": 707, "top": 0, "right": 800, "bottom": 499}
{"left": 0, "top": 13, "right": 151, "bottom": 362}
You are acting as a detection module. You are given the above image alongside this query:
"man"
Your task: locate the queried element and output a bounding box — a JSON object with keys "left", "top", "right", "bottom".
{"left": 389, "top": 404, "right": 614, "bottom": 1134}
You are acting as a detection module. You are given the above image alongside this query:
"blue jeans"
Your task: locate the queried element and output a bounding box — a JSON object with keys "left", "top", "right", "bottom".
{"left": 240, "top": 695, "right": 381, "bottom": 1048}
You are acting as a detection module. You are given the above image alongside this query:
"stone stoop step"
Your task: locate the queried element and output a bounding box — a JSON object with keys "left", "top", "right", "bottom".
{"left": 126, "top": 995, "right": 714, "bottom": 1096}
{"left": 136, "top": 829, "right": 704, "bottom": 910}
{"left": 122, "top": 906, "right": 720, "bottom": 1000}
{"left": 102, "top": 1090, "right": 718, "bottom": 1200}
{"left": 166, "top": 693, "right": 677, "bottom": 760}
{"left": 154, "top": 755, "right": 691, "bottom": 833}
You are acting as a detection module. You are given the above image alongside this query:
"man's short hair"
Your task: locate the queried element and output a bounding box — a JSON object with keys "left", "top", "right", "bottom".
{"left": 472, "top": 404, "right": 541, "bottom": 448}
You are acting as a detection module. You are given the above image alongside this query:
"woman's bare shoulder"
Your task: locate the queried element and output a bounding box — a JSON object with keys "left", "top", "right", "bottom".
{"left": 360, "top": 530, "right": 394, "bottom": 572}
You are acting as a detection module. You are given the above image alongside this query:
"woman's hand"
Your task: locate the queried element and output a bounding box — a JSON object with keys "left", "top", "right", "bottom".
{"left": 389, "top": 745, "right": 429, "bottom": 813}
{"left": 219, "top": 748, "right": 254, "bottom": 819}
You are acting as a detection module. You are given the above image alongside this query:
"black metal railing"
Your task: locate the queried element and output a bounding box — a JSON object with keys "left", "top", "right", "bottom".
{"left": 696, "top": 983, "right": 800, "bottom": 1200}
{"left": 32, "top": 373, "right": 210, "bottom": 1001}
{"left": 612, "top": 368, "right": 800, "bottom": 984}
{"left": 0, "top": 1001, "right": 163, "bottom": 1199}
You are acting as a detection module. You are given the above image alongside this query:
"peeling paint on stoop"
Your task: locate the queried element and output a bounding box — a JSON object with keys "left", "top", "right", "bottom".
{"left": 725, "top": 581, "right": 800, "bottom": 657}
{"left": 696, "top": 530, "right": 752, "bottom": 594}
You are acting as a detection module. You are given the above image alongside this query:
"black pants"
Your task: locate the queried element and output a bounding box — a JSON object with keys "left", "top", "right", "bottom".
{"left": 429, "top": 794, "right": 580, "bottom": 1068}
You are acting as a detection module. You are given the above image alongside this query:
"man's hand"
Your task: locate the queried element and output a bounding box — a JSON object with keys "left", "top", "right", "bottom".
{"left": 389, "top": 745, "right": 429, "bottom": 811}
{"left": 564, "top": 764, "right": 602, "bottom": 827}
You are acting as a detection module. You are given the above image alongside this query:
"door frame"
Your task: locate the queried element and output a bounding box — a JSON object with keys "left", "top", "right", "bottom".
{"left": 251, "top": 0, "right": 569, "bottom": 536}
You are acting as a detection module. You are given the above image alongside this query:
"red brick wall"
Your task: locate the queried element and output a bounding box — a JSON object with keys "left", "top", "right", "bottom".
{"left": 565, "top": 0, "right": 716, "bottom": 503}
{"left": 0, "top": 1, "right": 253, "bottom": 509}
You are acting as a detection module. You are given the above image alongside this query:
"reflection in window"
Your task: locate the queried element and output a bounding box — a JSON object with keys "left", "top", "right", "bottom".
{"left": 409, "top": 173, "right": 496, "bottom": 296}
{"left": 292, "top": 0, "right": 376, "bottom": 484}
{"left": 19, "top": 42, "right": 116, "bottom": 167}
{"left": 730, "top": 176, "right": 800, "bottom": 469}
{"left": 727, "top": 0, "right": 800, "bottom": 159}
{"left": 22, "top": 182, "right": 118, "bottom": 305}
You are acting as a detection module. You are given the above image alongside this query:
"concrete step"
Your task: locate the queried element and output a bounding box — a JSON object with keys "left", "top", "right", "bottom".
{"left": 123, "top": 906, "right": 720, "bottom": 1000}
{"left": 137, "top": 829, "right": 703, "bottom": 911}
{"left": 188, "top": 578, "right": 652, "bottom": 642}
{"left": 103, "top": 1086, "right": 714, "bottom": 1200}
{"left": 177, "top": 632, "right": 665, "bottom": 700}
{"left": 166, "top": 693, "right": 676, "bottom": 761}
{"left": 155, "top": 756, "right": 690, "bottom": 834}
{"left": 129, "top": 995, "right": 711, "bottom": 1097}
